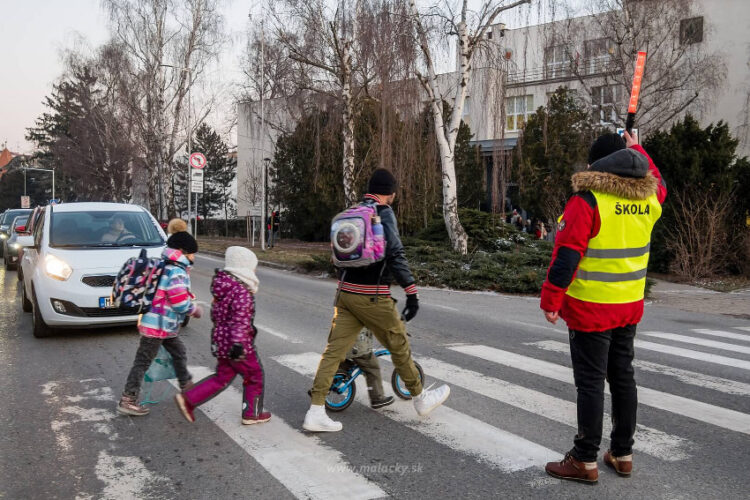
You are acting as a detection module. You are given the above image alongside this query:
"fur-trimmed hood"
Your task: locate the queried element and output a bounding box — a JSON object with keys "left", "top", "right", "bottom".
{"left": 572, "top": 170, "right": 658, "bottom": 200}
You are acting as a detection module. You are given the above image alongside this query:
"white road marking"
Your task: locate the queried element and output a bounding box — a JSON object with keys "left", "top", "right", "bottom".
{"left": 527, "top": 340, "right": 750, "bottom": 397}
{"left": 93, "top": 450, "right": 173, "bottom": 500}
{"left": 172, "top": 367, "right": 385, "bottom": 500}
{"left": 635, "top": 341, "right": 750, "bottom": 371}
{"left": 692, "top": 329, "right": 750, "bottom": 342}
{"left": 736, "top": 327, "right": 750, "bottom": 332}
{"left": 256, "top": 323, "right": 304, "bottom": 344}
{"left": 641, "top": 332, "right": 750, "bottom": 355}
{"left": 272, "top": 352, "right": 558, "bottom": 472}
{"left": 451, "top": 344, "right": 750, "bottom": 436}
{"left": 430, "top": 304, "right": 459, "bottom": 312}
{"left": 416, "top": 355, "right": 691, "bottom": 461}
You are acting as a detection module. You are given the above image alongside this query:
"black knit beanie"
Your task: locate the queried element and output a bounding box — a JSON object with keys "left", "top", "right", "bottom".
{"left": 588, "top": 133, "right": 626, "bottom": 165}
{"left": 167, "top": 231, "right": 198, "bottom": 254}
{"left": 367, "top": 169, "right": 398, "bottom": 195}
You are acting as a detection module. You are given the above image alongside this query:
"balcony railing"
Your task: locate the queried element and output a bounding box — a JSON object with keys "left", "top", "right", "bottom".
{"left": 506, "top": 57, "right": 620, "bottom": 86}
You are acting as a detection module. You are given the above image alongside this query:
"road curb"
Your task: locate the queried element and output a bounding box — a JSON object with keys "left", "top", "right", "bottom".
{"left": 201, "top": 249, "right": 294, "bottom": 271}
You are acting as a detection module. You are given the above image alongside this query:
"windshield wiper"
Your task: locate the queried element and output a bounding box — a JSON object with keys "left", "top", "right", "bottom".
{"left": 114, "top": 242, "right": 162, "bottom": 247}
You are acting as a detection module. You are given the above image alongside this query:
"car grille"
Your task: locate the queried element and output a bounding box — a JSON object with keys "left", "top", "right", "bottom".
{"left": 79, "top": 307, "right": 141, "bottom": 317}
{"left": 82, "top": 275, "right": 117, "bottom": 288}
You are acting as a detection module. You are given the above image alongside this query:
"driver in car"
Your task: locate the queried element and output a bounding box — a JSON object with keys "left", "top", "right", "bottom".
{"left": 101, "top": 216, "right": 136, "bottom": 243}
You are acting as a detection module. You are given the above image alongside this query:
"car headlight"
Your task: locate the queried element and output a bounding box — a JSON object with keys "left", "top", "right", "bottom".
{"left": 0, "top": 234, "right": 7, "bottom": 240}
{"left": 45, "top": 254, "right": 73, "bottom": 281}
{"left": 11, "top": 243, "right": 20, "bottom": 249}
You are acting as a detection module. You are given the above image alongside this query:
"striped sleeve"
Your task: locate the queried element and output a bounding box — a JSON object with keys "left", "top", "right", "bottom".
{"left": 403, "top": 284, "right": 418, "bottom": 295}
{"left": 165, "top": 270, "right": 195, "bottom": 314}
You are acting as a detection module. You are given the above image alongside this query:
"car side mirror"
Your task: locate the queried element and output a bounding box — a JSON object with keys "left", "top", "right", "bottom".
{"left": 16, "top": 235, "right": 34, "bottom": 248}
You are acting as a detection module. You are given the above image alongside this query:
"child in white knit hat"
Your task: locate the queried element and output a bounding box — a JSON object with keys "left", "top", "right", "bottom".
{"left": 176, "top": 246, "right": 269, "bottom": 424}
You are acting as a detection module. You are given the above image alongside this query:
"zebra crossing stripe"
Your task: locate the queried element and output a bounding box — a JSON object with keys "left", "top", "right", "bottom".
{"left": 641, "top": 332, "right": 750, "bottom": 355}
{"left": 691, "top": 329, "right": 750, "bottom": 343}
{"left": 635, "top": 340, "right": 750, "bottom": 370}
{"left": 527, "top": 340, "right": 750, "bottom": 397}
{"left": 410, "top": 357, "right": 690, "bottom": 461}
{"left": 449, "top": 345, "right": 750, "bottom": 436}
{"left": 735, "top": 327, "right": 750, "bottom": 332}
{"left": 171, "top": 367, "right": 386, "bottom": 500}
{"left": 272, "top": 352, "right": 558, "bottom": 473}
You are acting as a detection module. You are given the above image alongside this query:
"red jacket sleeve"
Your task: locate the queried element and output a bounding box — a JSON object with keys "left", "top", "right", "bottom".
{"left": 630, "top": 144, "right": 667, "bottom": 204}
{"left": 540, "top": 194, "right": 600, "bottom": 312}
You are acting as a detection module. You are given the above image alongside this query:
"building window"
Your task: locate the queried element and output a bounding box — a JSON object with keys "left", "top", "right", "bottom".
{"left": 506, "top": 95, "right": 534, "bottom": 131}
{"left": 680, "top": 17, "right": 703, "bottom": 45}
{"left": 544, "top": 45, "right": 570, "bottom": 79}
{"left": 591, "top": 85, "right": 623, "bottom": 124}
{"left": 583, "top": 38, "right": 614, "bottom": 74}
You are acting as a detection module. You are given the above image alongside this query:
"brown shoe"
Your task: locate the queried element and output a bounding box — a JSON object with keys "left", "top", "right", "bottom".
{"left": 117, "top": 395, "right": 150, "bottom": 416}
{"left": 545, "top": 453, "right": 598, "bottom": 483}
{"left": 604, "top": 451, "right": 633, "bottom": 477}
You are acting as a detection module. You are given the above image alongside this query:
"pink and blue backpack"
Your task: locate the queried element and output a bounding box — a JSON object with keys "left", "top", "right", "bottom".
{"left": 331, "top": 204, "right": 386, "bottom": 268}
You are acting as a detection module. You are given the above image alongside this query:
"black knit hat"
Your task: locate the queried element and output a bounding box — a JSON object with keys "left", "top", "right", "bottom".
{"left": 367, "top": 168, "right": 398, "bottom": 195}
{"left": 588, "top": 133, "right": 626, "bottom": 165}
{"left": 167, "top": 231, "right": 198, "bottom": 254}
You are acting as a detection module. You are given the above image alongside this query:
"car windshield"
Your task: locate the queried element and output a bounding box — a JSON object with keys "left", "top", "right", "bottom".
{"left": 50, "top": 210, "right": 164, "bottom": 248}
{"left": 2, "top": 210, "right": 31, "bottom": 226}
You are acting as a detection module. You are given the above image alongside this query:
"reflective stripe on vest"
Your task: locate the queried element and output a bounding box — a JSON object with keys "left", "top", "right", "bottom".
{"left": 566, "top": 190, "right": 662, "bottom": 304}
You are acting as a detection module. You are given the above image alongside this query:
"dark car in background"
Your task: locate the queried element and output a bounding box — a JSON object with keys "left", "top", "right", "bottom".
{"left": 4, "top": 216, "right": 30, "bottom": 270}
{"left": 0, "top": 209, "right": 32, "bottom": 257}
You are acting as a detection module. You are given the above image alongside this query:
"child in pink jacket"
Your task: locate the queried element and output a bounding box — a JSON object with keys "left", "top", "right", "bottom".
{"left": 175, "top": 246, "right": 270, "bottom": 425}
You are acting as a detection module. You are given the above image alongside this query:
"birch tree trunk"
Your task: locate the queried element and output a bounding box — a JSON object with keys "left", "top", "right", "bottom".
{"left": 341, "top": 34, "right": 357, "bottom": 205}
{"left": 409, "top": 0, "right": 530, "bottom": 254}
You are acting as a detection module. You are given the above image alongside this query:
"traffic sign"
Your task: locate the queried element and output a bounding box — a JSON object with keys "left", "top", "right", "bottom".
{"left": 189, "top": 152, "right": 207, "bottom": 169}
{"left": 190, "top": 169, "right": 204, "bottom": 182}
{"left": 190, "top": 180, "right": 204, "bottom": 194}
{"left": 20, "top": 196, "right": 30, "bottom": 208}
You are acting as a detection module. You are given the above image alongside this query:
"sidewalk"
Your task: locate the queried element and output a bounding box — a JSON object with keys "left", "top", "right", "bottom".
{"left": 196, "top": 237, "right": 330, "bottom": 272}
{"left": 649, "top": 278, "right": 750, "bottom": 319}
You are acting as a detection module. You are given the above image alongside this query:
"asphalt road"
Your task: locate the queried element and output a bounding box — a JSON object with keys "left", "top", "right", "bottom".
{"left": 1, "top": 253, "right": 749, "bottom": 499}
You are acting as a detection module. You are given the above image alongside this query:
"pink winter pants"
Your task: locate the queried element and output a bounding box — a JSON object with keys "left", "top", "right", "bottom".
{"left": 183, "top": 355, "right": 264, "bottom": 419}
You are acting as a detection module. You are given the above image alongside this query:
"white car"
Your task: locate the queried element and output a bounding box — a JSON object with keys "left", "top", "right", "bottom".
{"left": 20, "top": 202, "right": 167, "bottom": 337}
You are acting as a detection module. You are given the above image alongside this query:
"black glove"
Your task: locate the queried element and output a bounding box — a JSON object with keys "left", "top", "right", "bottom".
{"left": 229, "top": 343, "right": 245, "bottom": 360}
{"left": 402, "top": 294, "right": 419, "bottom": 322}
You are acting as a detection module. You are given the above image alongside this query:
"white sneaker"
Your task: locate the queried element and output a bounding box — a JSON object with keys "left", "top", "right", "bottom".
{"left": 302, "top": 405, "right": 343, "bottom": 432}
{"left": 413, "top": 384, "right": 450, "bottom": 416}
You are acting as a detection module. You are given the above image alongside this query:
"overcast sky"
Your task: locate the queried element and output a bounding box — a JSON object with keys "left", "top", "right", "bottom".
{"left": 0, "top": 0, "right": 579, "bottom": 154}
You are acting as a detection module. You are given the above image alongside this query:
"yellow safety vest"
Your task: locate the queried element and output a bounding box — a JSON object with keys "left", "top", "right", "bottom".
{"left": 566, "top": 190, "right": 662, "bottom": 304}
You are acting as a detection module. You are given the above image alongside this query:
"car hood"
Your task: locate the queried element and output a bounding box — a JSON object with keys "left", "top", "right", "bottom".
{"left": 47, "top": 246, "right": 166, "bottom": 272}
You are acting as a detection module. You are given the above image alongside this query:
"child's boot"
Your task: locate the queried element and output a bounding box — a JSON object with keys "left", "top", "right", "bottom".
{"left": 117, "top": 394, "right": 149, "bottom": 416}
{"left": 242, "top": 412, "right": 272, "bottom": 425}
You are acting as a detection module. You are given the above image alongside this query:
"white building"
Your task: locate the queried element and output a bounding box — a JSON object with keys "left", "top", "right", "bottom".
{"left": 237, "top": 0, "right": 750, "bottom": 214}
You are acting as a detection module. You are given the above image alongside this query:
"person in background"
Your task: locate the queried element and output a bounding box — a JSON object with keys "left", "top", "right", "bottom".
{"left": 541, "top": 131, "right": 666, "bottom": 483}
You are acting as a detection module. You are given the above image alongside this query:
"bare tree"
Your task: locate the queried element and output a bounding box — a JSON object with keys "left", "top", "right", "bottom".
{"left": 553, "top": 0, "right": 726, "bottom": 134}
{"left": 409, "top": 0, "right": 531, "bottom": 254}
{"left": 270, "top": 0, "right": 370, "bottom": 205}
{"left": 102, "top": 0, "right": 224, "bottom": 216}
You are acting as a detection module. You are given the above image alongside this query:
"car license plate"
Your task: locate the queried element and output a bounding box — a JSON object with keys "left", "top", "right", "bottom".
{"left": 99, "top": 297, "right": 115, "bottom": 309}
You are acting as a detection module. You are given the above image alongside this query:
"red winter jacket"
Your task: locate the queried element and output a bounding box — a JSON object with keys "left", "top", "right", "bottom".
{"left": 540, "top": 144, "right": 667, "bottom": 332}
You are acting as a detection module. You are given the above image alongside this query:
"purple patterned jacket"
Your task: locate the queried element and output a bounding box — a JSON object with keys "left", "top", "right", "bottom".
{"left": 210, "top": 270, "right": 256, "bottom": 358}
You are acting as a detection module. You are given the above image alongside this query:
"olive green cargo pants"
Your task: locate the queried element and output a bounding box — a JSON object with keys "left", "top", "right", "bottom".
{"left": 310, "top": 292, "right": 423, "bottom": 405}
